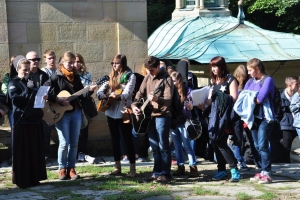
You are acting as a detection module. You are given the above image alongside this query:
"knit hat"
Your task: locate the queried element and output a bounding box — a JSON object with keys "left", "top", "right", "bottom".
{"left": 12, "top": 55, "right": 27, "bottom": 71}
{"left": 177, "top": 60, "right": 188, "bottom": 83}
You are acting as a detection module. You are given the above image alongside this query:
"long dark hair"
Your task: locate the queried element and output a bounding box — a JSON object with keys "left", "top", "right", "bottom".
{"left": 209, "top": 56, "right": 229, "bottom": 85}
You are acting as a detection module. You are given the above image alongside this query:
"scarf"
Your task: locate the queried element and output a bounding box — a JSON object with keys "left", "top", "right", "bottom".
{"left": 61, "top": 66, "right": 74, "bottom": 86}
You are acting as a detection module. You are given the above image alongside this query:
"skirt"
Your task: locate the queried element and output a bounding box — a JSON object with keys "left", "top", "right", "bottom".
{"left": 12, "top": 123, "right": 47, "bottom": 188}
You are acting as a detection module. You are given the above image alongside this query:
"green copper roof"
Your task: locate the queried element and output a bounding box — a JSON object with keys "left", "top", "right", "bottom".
{"left": 148, "top": 16, "right": 300, "bottom": 63}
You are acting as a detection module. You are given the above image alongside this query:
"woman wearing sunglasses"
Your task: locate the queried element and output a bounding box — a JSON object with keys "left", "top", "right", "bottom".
{"left": 97, "top": 54, "right": 137, "bottom": 177}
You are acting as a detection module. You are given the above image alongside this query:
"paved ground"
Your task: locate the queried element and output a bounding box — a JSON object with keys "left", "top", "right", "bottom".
{"left": 0, "top": 156, "right": 300, "bottom": 200}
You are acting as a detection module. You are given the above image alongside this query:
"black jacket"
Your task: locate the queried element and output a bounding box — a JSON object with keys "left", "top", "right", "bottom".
{"left": 208, "top": 91, "right": 243, "bottom": 143}
{"left": 35, "top": 68, "right": 49, "bottom": 88}
{"left": 43, "top": 70, "right": 92, "bottom": 112}
{"left": 8, "top": 77, "right": 43, "bottom": 125}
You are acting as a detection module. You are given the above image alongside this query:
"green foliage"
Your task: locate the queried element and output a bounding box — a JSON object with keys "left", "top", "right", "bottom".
{"left": 236, "top": 192, "right": 253, "bottom": 200}
{"left": 147, "top": 0, "right": 175, "bottom": 36}
{"left": 244, "top": 0, "right": 299, "bottom": 16}
{"left": 229, "top": 0, "right": 300, "bottom": 34}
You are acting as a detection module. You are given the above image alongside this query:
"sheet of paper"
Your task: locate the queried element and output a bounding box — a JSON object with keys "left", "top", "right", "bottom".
{"left": 34, "top": 86, "right": 50, "bottom": 108}
{"left": 191, "top": 86, "right": 210, "bottom": 106}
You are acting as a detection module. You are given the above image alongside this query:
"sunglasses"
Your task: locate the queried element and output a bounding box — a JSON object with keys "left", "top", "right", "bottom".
{"left": 28, "top": 58, "right": 41, "bottom": 62}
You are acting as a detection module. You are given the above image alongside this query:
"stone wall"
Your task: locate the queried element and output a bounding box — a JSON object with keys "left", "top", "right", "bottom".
{"left": 0, "top": 0, "right": 148, "bottom": 157}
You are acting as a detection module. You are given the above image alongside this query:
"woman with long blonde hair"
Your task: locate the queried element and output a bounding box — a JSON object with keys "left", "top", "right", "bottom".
{"left": 97, "top": 54, "right": 137, "bottom": 177}
{"left": 170, "top": 71, "right": 199, "bottom": 178}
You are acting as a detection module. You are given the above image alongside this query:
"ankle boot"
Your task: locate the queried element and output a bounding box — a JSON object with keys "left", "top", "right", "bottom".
{"left": 188, "top": 166, "right": 199, "bottom": 178}
{"left": 173, "top": 165, "right": 185, "bottom": 176}
{"left": 68, "top": 168, "right": 80, "bottom": 180}
{"left": 59, "top": 168, "right": 67, "bottom": 180}
{"left": 127, "top": 163, "right": 136, "bottom": 178}
{"left": 110, "top": 161, "right": 121, "bottom": 175}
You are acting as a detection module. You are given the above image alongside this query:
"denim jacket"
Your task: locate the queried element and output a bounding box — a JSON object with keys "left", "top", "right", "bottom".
{"left": 290, "top": 92, "right": 300, "bottom": 128}
{"left": 234, "top": 90, "right": 258, "bottom": 129}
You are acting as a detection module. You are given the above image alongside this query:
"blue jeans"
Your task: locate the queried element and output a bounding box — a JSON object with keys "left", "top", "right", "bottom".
{"left": 251, "top": 118, "right": 274, "bottom": 172}
{"left": 55, "top": 109, "right": 81, "bottom": 169}
{"left": 171, "top": 124, "right": 197, "bottom": 166}
{"left": 295, "top": 128, "right": 300, "bottom": 139}
{"left": 147, "top": 116, "right": 171, "bottom": 177}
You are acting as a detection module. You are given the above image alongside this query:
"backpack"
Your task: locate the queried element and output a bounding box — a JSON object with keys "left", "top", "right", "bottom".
{"left": 248, "top": 75, "right": 281, "bottom": 118}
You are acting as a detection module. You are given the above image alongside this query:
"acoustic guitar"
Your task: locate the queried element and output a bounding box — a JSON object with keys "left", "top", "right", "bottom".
{"left": 42, "top": 75, "right": 109, "bottom": 124}
{"left": 131, "top": 89, "right": 162, "bottom": 134}
{"left": 97, "top": 89, "right": 123, "bottom": 112}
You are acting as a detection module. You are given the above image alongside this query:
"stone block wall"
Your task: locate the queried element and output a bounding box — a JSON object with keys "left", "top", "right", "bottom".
{"left": 0, "top": 0, "right": 148, "bottom": 156}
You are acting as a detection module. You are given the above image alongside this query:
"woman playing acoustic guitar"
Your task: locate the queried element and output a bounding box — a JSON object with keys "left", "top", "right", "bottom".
{"left": 44, "top": 51, "right": 97, "bottom": 181}
{"left": 97, "top": 54, "right": 137, "bottom": 177}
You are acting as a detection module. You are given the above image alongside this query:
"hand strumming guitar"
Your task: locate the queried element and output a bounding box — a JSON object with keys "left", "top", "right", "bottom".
{"left": 57, "top": 97, "right": 69, "bottom": 106}
{"left": 132, "top": 106, "right": 141, "bottom": 116}
{"left": 109, "top": 91, "right": 121, "bottom": 99}
{"left": 148, "top": 91, "right": 158, "bottom": 102}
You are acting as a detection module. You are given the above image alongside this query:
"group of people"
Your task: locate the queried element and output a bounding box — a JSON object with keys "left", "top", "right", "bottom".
{"left": 2, "top": 50, "right": 300, "bottom": 188}
{"left": 100, "top": 54, "right": 300, "bottom": 185}
{"left": 2, "top": 50, "right": 97, "bottom": 188}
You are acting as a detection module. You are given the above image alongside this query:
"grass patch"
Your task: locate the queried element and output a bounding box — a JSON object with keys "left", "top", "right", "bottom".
{"left": 236, "top": 192, "right": 253, "bottom": 200}
{"left": 44, "top": 190, "right": 92, "bottom": 200}
{"left": 257, "top": 192, "right": 277, "bottom": 200}
{"left": 46, "top": 169, "right": 57, "bottom": 180}
{"left": 5, "top": 182, "right": 13, "bottom": 187}
{"left": 174, "top": 196, "right": 182, "bottom": 200}
{"left": 52, "top": 179, "right": 83, "bottom": 187}
{"left": 194, "top": 186, "right": 219, "bottom": 195}
{"left": 275, "top": 186, "right": 293, "bottom": 190}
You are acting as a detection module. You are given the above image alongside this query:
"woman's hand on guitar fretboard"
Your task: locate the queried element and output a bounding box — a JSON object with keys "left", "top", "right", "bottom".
{"left": 89, "top": 84, "right": 98, "bottom": 92}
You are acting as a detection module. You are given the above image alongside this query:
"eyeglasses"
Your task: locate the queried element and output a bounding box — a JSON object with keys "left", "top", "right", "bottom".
{"left": 111, "top": 62, "right": 120, "bottom": 66}
{"left": 28, "top": 58, "right": 41, "bottom": 62}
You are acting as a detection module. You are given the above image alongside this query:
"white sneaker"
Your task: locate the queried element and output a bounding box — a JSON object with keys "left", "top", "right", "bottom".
{"left": 78, "top": 152, "right": 85, "bottom": 162}
{"left": 85, "top": 155, "right": 95, "bottom": 164}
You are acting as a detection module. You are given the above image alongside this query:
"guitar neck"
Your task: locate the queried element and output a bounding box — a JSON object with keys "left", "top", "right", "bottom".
{"left": 68, "top": 86, "right": 90, "bottom": 101}
{"left": 140, "top": 99, "right": 151, "bottom": 111}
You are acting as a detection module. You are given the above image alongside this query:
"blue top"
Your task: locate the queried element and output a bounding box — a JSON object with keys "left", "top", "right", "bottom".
{"left": 244, "top": 76, "right": 275, "bottom": 119}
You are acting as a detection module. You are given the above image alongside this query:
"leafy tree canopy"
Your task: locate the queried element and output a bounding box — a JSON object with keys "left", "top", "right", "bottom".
{"left": 244, "top": 0, "right": 299, "bottom": 16}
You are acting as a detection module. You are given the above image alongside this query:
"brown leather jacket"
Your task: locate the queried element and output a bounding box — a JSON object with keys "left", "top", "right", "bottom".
{"left": 131, "top": 70, "right": 173, "bottom": 116}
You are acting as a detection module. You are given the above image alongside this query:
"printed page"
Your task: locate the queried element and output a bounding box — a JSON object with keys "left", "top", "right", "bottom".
{"left": 34, "top": 86, "right": 50, "bottom": 108}
{"left": 191, "top": 86, "right": 210, "bottom": 106}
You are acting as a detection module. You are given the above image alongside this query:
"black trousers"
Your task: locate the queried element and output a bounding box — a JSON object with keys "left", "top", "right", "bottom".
{"left": 214, "top": 134, "right": 237, "bottom": 171}
{"left": 282, "top": 130, "right": 298, "bottom": 163}
{"left": 107, "top": 116, "right": 136, "bottom": 164}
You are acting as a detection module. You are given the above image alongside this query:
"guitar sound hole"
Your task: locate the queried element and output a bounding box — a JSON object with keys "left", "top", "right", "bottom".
{"left": 53, "top": 113, "right": 60, "bottom": 121}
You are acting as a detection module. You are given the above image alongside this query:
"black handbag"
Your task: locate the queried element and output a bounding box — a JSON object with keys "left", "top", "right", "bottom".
{"left": 185, "top": 119, "right": 202, "bottom": 140}
{"left": 81, "top": 97, "right": 98, "bottom": 119}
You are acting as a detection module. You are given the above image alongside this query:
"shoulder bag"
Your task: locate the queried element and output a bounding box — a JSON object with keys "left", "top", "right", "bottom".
{"left": 185, "top": 118, "right": 202, "bottom": 140}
